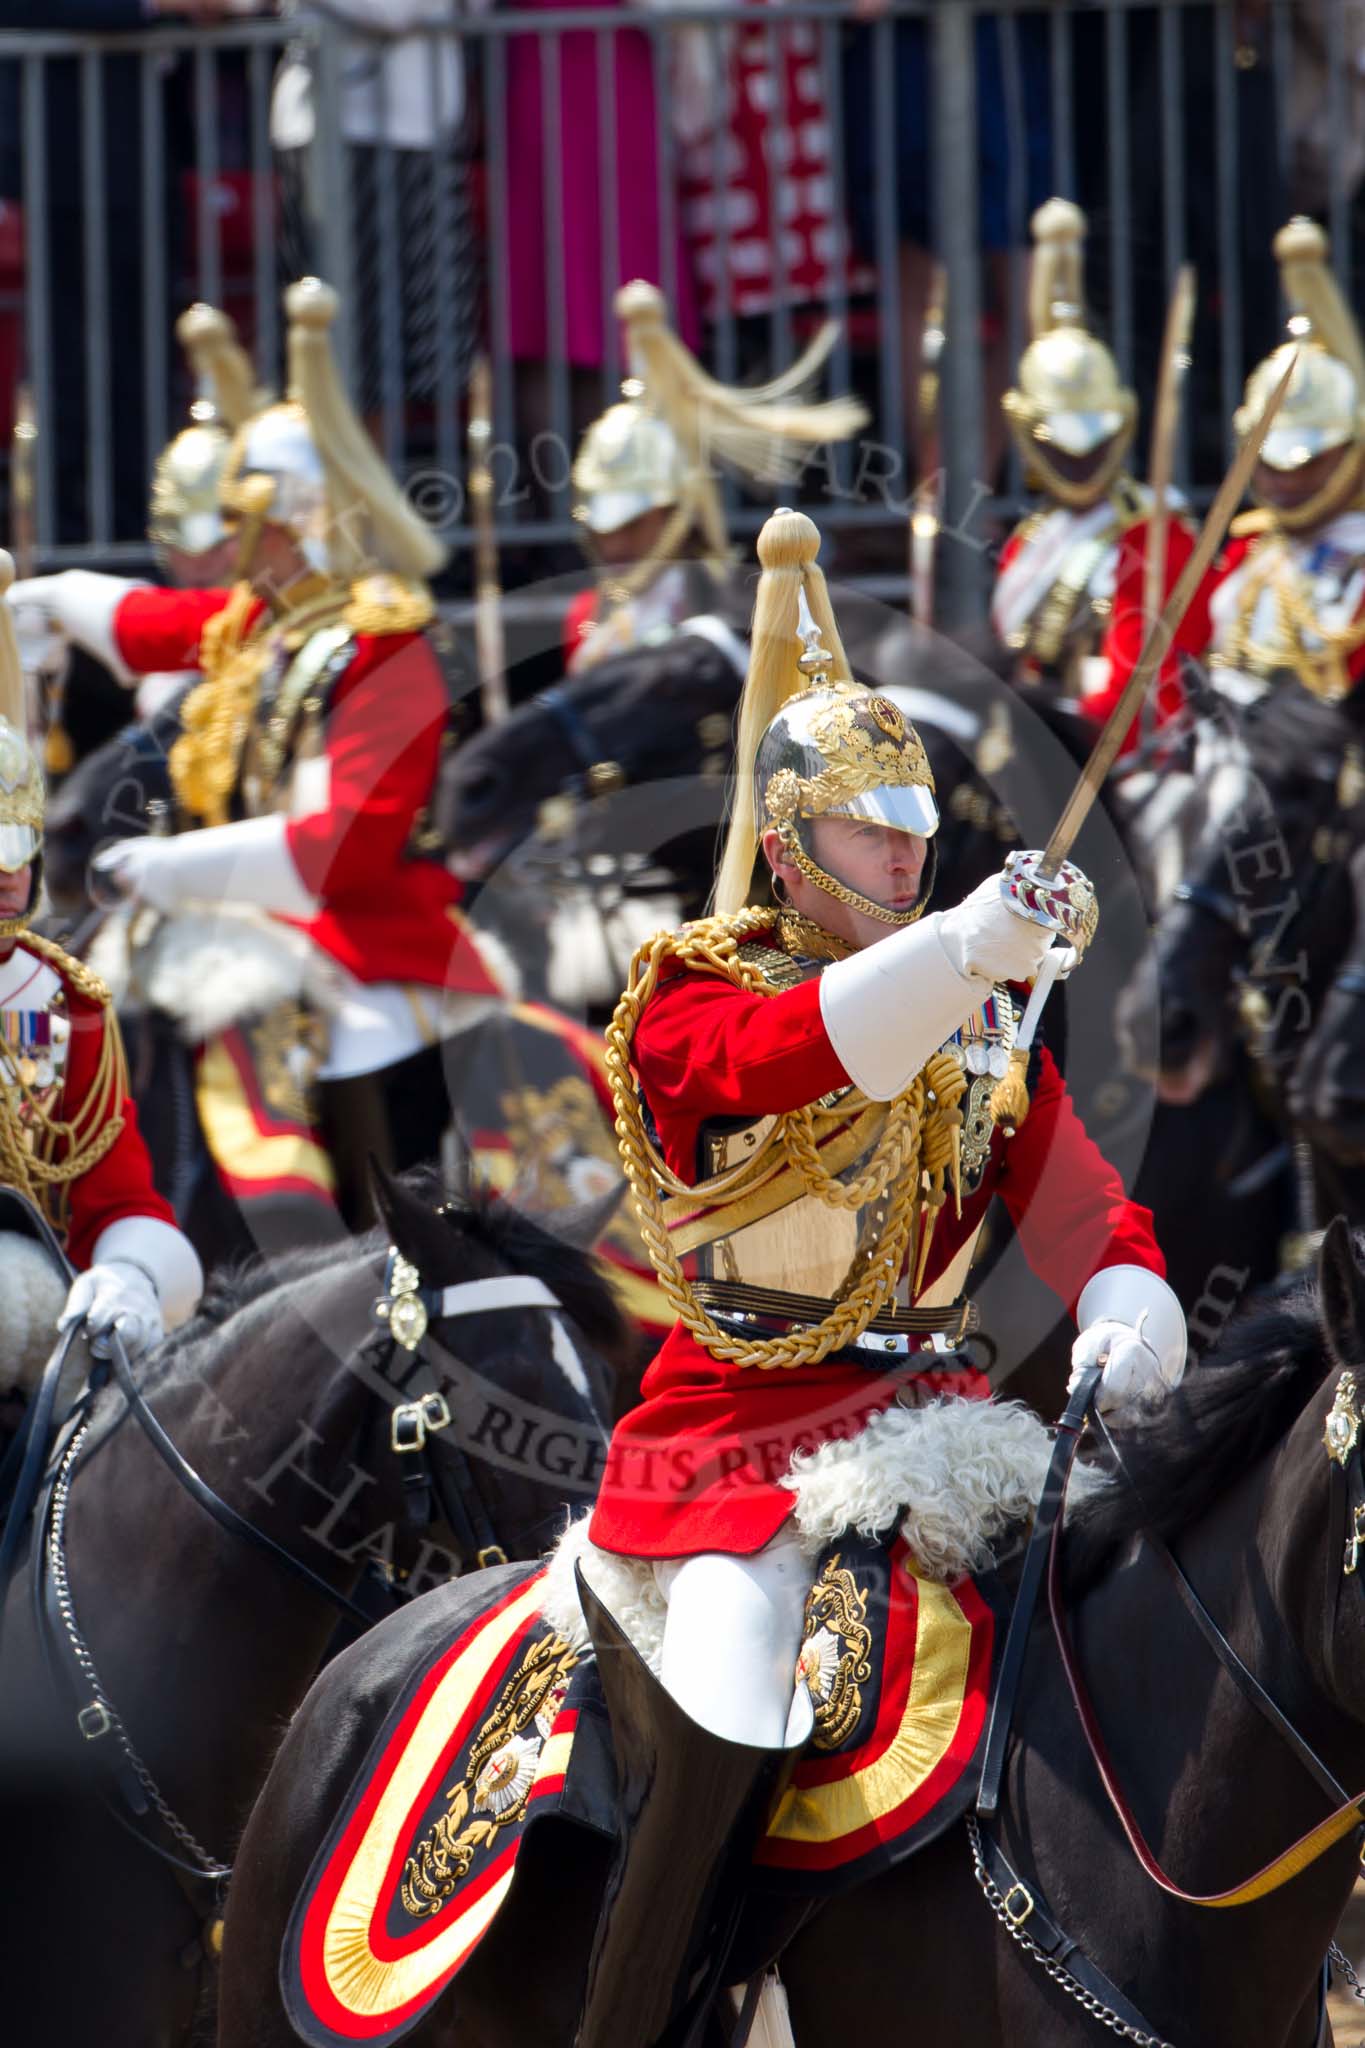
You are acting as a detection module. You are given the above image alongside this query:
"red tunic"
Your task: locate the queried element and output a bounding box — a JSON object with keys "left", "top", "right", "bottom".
{"left": 994, "top": 510, "right": 1221, "bottom": 751}
{"left": 588, "top": 955, "right": 1164, "bottom": 1559}
{"left": 112, "top": 587, "right": 498, "bottom": 998}
{"left": 563, "top": 587, "right": 599, "bottom": 671}
{"left": 44, "top": 964, "right": 176, "bottom": 1269}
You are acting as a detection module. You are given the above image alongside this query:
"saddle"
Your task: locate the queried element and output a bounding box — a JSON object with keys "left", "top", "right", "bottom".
{"left": 280, "top": 1531, "right": 1006, "bottom": 2046}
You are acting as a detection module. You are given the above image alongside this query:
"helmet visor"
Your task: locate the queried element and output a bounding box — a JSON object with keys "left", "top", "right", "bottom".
{"left": 0, "top": 823, "right": 40, "bottom": 874}
{"left": 1257, "top": 419, "right": 1356, "bottom": 470}
{"left": 1036, "top": 408, "right": 1125, "bottom": 457}
{"left": 825, "top": 781, "right": 940, "bottom": 838}
{"left": 577, "top": 487, "right": 675, "bottom": 537}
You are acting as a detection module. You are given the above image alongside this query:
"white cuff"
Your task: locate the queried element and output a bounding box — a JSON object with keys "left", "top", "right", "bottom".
{"left": 8, "top": 571, "right": 147, "bottom": 684}
{"left": 1076, "top": 1263, "right": 1186, "bottom": 1381}
{"left": 159, "top": 813, "right": 318, "bottom": 919}
{"left": 92, "top": 1215, "right": 204, "bottom": 1329}
{"left": 818, "top": 913, "right": 990, "bottom": 1101}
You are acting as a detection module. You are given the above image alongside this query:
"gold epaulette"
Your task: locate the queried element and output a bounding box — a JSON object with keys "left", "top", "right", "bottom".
{"left": 23, "top": 929, "right": 112, "bottom": 1008}
{"left": 344, "top": 575, "right": 435, "bottom": 637}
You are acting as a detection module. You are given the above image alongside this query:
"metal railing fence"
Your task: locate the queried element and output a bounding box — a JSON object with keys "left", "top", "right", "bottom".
{"left": 0, "top": 1, "right": 1358, "bottom": 623}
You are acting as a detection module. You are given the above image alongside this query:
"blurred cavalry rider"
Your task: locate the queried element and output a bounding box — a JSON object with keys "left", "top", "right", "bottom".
{"left": 563, "top": 279, "right": 865, "bottom": 678}
{"left": 569, "top": 507, "right": 1185, "bottom": 2045}
{"left": 993, "top": 199, "right": 1216, "bottom": 741}
{"left": 0, "top": 554, "right": 200, "bottom": 1365}
{"left": 8, "top": 279, "right": 502, "bottom": 1226}
{"left": 1210, "top": 218, "right": 1365, "bottom": 707}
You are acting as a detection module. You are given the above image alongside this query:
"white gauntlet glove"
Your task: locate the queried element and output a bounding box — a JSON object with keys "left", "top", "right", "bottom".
{"left": 7, "top": 570, "right": 143, "bottom": 682}
{"left": 938, "top": 872, "right": 1058, "bottom": 986}
{"left": 91, "top": 814, "right": 316, "bottom": 918}
{"left": 58, "top": 1259, "right": 164, "bottom": 1363}
{"left": 1067, "top": 1266, "right": 1187, "bottom": 1419}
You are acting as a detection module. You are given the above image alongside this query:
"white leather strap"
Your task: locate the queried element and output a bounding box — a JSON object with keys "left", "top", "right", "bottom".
{"left": 434, "top": 1274, "right": 561, "bottom": 1320}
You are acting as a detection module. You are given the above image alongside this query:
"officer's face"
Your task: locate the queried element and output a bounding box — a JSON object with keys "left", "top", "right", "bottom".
{"left": 1253, "top": 443, "right": 1355, "bottom": 522}
{"left": 0, "top": 863, "right": 31, "bottom": 932}
{"left": 588, "top": 506, "right": 676, "bottom": 569}
{"left": 765, "top": 819, "right": 928, "bottom": 950}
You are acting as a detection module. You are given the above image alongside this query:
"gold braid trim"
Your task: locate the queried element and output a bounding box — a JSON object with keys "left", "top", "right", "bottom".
{"left": 606, "top": 910, "right": 963, "bottom": 1369}
{"left": 0, "top": 942, "right": 128, "bottom": 1235}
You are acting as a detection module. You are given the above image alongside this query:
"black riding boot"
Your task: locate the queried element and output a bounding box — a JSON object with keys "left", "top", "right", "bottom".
{"left": 573, "top": 1568, "right": 801, "bottom": 2048}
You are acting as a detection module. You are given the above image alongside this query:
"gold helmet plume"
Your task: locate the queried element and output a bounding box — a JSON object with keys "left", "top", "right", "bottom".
{"left": 149, "top": 304, "right": 269, "bottom": 560}
{"left": 1236, "top": 218, "right": 1365, "bottom": 529}
{"left": 0, "top": 551, "right": 45, "bottom": 918}
{"left": 219, "top": 278, "right": 447, "bottom": 584}
{"left": 1003, "top": 199, "right": 1137, "bottom": 507}
{"left": 713, "top": 510, "right": 937, "bottom": 924}
{"left": 573, "top": 282, "right": 867, "bottom": 576}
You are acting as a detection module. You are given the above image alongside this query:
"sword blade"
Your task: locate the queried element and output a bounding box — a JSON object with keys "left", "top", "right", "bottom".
{"left": 1141, "top": 264, "right": 1196, "bottom": 661}
{"left": 1039, "top": 348, "right": 1297, "bottom": 879}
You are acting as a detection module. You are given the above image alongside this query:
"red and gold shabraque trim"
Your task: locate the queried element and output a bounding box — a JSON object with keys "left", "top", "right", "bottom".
{"left": 288, "top": 1574, "right": 574, "bottom": 2045}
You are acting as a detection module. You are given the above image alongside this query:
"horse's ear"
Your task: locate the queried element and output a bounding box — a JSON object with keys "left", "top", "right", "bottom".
{"left": 1318, "top": 1215, "right": 1365, "bottom": 1370}
{"left": 525, "top": 1179, "right": 628, "bottom": 1254}
{"left": 368, "top": 1157, "right": 427, "bottom": 1254}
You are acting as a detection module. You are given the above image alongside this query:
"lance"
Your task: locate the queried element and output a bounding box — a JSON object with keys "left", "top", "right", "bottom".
{"left": 1035, "top": 349, "right": 1296, "bottom": 885}
{"left": 467, "top": 355, "right": 510, "bottom": 727}
{"left": 7, "top": 381, "right": 72, "bottom": 771}
{"left": 1139, "top": 264, "right": 1196, "bottom": 747}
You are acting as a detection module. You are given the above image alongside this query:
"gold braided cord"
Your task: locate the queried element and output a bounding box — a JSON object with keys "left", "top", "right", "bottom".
{"left": 1215, "top": 530, "right": 1365, "bottom": 699}
{"left": 607, "top": 909, "right": 967, "bottom": 1369}
{"left": 171, "top": 580, "right": 352, "bottom": 824}
{"left": 0, "top": 954, "right": 129, "bottom": 1235}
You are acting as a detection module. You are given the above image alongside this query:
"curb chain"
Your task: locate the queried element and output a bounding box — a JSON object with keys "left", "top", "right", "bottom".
{"left": 1331, "top": 1941, "right": 1365, "bottom": 2005}
{"left": 966, "top": 1816, "right": 1179, "bottom": 2048}
{"left": 48, "top": 1422, "right": 231, "bottom": 1880}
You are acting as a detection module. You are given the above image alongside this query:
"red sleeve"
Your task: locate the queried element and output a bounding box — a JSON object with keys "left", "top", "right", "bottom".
{"left": 994, "top": 1044, "right": 1164, "bottom": 1315}
{"left": 112, "top": 586, "right": 238, "bottom": 675}
{"left": 285, "top": 632, "right": 447, "bottom": 900}
{"left": 61, "top": 994, "right": 175, "bottom": 1270}
{"left": 1081, "top": 516, "right": 1215, "bottom": 748}
{"left": 634, "top": 968, "right": 851, "bottom": 1181}
{"left": 564, "top": 588, "right": 599, "bottom": 670}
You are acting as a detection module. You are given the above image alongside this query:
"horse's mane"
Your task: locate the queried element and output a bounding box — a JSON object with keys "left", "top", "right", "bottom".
{"left": 177, "top": 1169, "right": 630, "bottom": 1363}
{"left": 1066, "top": 1279, "right": 1329, "bottom": 1587}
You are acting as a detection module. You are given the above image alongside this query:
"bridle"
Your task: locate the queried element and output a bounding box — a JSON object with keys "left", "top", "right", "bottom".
{"left": 17, "top": 1237, "right": 583, "bottom": 1903}
{"left": 969, "top": 1361, "right": 1365, "bottom": 2047}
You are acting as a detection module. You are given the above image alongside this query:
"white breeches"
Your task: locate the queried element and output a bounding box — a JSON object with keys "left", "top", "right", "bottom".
{"left": 652, "top": 1531, "right": 812, "bottom": 1747}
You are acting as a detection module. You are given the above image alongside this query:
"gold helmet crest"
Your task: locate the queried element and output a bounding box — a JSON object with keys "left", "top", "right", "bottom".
{"left": 715, "top": 510, "right": 938, "bottom": 928}
{"left": 1002, "top": 200, "right": 1137, "bottom": 507}
{"left": 572, "top": 282, "right": 866, "bottom": 583}
{"left": 1235, "top": 219, "right": 1365, "bottom": 530}
{"left": 148, "top": 305, "right": 266, "bottom": 563}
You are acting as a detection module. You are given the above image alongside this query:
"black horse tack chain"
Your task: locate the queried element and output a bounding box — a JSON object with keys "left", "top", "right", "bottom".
{"left": 48, "top": 1422, "right": 230, "bottom": 1881}
{"left": 1330, "top": 1941, "right": 1365, "bottom": 2004}
{"left": 965, "top": 1817, "right": 1179, "bottom": 2048}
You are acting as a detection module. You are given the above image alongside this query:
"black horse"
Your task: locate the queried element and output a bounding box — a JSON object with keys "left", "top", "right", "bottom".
{"left": 218, "top": 1221, "right": 1365, "bottom": 2047}
{"left": 0, "top": 1166, "right": 629, "bottom": 2048}
{"left": 1118, "top": 678, "right": 1365, "bottom": 1235}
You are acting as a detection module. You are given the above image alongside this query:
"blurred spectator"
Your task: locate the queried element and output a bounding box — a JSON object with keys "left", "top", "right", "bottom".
{"left": 272, "top": 0, "right": 481, "bottom": 431}
{"left": 841, "top": 4, "right": 1053, "bottom": 486}
{"left": 500, "top": 0, "right": 699, "bottom": 439}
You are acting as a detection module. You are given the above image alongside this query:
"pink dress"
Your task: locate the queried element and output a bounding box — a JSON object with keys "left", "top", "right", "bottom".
{"left": 501, "top": 0, "right": 699, "bottom": 365}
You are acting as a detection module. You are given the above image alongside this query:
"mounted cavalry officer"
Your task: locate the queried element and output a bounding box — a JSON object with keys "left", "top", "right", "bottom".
{"left": 993, "top": 199, "right": 1215, "bottom": 739}
{"left": 563, "top": 280, "right": 864, "bottom": 678}
{"left": 1210, "top": 218, "right": 1365, "bottom": 707}
{"left": 570, "top": 508, "right": 1185, "bottom": 2045}
{"left": 7, "top": 279, "right": 504, "bottom": 1226}
{"left": 0, "top": 554, "right": 201, "bottom": 1370}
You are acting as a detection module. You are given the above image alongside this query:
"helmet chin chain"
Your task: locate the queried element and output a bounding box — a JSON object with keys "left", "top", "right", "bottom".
{"left": 780, "top": 824, "right": 936, "bottom": 929}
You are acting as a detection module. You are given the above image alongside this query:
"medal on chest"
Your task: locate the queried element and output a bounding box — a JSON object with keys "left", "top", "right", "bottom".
{"left": 0, "top": 991, "right": 70, "bottom": 1135}
{"left": 941, "top": 987, "right": 1018, "bottom": 1193}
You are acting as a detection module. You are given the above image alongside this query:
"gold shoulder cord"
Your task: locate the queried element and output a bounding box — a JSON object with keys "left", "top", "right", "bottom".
{"left": 606, "top": 910, "right": 967, "bottom": 1369}
{"left": 0, "top": 936, "right": 128, "bottom": 1235}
